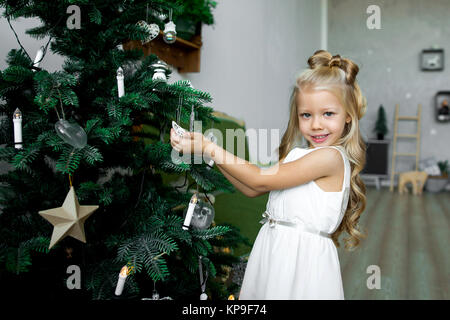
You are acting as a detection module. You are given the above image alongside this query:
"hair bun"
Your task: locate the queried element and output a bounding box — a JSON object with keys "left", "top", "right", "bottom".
{"left": 341, "top": 59, "right": 359, "bottom": 85}
{"left": 307, "top": 50, "right": 332, "bottom": 69}
{"left": 307, "top": 50, "right": 359, "bottom": 85}
{"left": 329, "top": 55, "right": 342, "bottom": 68}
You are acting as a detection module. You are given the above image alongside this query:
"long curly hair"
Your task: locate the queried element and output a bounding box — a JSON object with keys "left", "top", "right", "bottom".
{"left": 277, "top": 50, "right": 368, "bottom": 250}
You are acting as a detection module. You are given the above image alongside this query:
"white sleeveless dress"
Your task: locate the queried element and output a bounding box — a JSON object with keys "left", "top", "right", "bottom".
{"left": 239, "top": 145, "right": 351, "bottom": 300}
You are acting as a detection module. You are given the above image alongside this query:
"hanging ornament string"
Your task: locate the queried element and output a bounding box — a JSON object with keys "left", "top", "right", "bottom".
{"left": 198, "top": 255, "right": 208, "bottom": 299}
{"left": 203, "top": 191, "right": 212, "bottom": 205}
{"left": 137, "top": 3, "right": 160, "bottom": 46}
{"left": 189, "top": 105, "right": 195, "bottom": 131}
{"left": 57, "top": 92, "right": 66, "bottom": 120}
{"left": 177, "top": 94, "right": 182, "bottom": 124}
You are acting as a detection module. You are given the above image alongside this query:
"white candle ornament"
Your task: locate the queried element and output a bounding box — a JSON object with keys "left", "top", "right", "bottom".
{"left": 115, "top": 266, "right": 128, "bottom": 296}
{"left": 182, "top": 193, "right": 198, "bottom": 230}
{"left": 116, "top": 67, "right": 125, "bottom": 98}
{"left": 13, "top": 108, "right": 22, "bottom": 149}
{"left": 33, "top": 46, "right": 45, "bottom": 69}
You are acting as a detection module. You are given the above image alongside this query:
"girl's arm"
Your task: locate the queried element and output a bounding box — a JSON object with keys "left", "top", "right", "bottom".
{"left": 215, "top": 164, "right": 266, "bottom": 198}
{"left": 170, "top": 129, "right": 342, "bottom": 192}
{"left": 204, "top": 138, "right": 342, "bottom": 192}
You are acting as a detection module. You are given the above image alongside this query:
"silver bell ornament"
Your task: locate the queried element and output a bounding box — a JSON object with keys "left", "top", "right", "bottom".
{"left": 55, "top": 119, "right": 87, "bottom": 149}
{"left": 183, "top": 198, "right": 215, "bottom": 230}
{"left": 151, "top": 60, "right": 170, "bottom": 82}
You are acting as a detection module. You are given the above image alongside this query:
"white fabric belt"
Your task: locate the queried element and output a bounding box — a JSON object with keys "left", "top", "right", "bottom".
{"left": 259, "top": 211, "right": 331, "bottom": 239}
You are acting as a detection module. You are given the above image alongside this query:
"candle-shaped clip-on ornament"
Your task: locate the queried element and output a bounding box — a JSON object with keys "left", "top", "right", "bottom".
{"left": 114, "top": 265, "right": 129, "bottom": 296}
{"left": 116, "top": 67, "right": 125, "bottom": 98}
{"left": 13, "top": 108, "right": 23, "bottom": 149}
{"left": 182, "top": 193, "right": 198, "bottom": 230}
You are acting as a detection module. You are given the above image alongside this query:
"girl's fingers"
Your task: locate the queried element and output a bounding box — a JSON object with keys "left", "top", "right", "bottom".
{"left": 170, "top": 130, "right": 198, "bottom": 154}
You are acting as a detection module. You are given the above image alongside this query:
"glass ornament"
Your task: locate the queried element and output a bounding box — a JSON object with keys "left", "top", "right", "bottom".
{"left": 163, "top": 21, "right": 177, "bottom": 44}
{"left": 55, "top": 119, "right": 87, "bottom": 149}
{"left": 183, "top": 198, "right": 215, "bottom": 230}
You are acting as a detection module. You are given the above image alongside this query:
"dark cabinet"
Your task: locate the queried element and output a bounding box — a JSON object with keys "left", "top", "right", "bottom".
{"left": 361, "top": 139, "right": 390, "bottom": 189}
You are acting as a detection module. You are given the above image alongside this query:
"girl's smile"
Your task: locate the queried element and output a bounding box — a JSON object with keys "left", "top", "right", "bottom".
{"left": 311, "top": 134, "right": 330, "bottom": 143}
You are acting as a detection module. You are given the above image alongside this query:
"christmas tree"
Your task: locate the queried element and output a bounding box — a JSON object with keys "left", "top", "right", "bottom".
{"left": 0, "top": 0, "right": 248, "bottom": 300}
{"left": 373, "top": 104, "right": 388, "bottom": 140}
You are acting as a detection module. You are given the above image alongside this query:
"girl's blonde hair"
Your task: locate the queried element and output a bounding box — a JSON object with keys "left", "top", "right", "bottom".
{"left": 277, "top": 50, "right": 367, "bottom": 250}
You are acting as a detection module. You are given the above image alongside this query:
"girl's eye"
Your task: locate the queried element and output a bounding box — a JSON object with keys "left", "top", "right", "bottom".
{"left": 299, "top": 112, "right": 334, "bottom": 118}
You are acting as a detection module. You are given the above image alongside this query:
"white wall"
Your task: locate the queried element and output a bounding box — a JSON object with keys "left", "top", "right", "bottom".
{"left": 0, "top": 1, "right": 325, "bottom": 164}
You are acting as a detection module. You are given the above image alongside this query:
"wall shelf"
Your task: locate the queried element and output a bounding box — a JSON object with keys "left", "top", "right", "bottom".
{"left": 123, "top": 30, "right": 202, "bottom": 73}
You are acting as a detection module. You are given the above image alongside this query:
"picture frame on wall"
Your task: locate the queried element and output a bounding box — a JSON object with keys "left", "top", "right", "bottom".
{"left": 421, "top": 49, "right": 444, "bottom": 71}
{"left": 435, "top": 91, "right": 450, "bottom": 122}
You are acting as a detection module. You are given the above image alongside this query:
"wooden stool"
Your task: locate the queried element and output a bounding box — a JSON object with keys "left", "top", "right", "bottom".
{"left": 398, "top": 171, "right": 428, "bottom": 196}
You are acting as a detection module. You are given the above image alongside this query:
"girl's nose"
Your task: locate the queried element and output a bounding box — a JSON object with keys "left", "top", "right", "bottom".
{"left": 311, "top": 117, "right": 323, "bottom": 129}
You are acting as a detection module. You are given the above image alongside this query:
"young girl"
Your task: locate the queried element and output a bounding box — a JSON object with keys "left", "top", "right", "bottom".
{"left": 170, "top": 50, "right": 367, "bottom": 300}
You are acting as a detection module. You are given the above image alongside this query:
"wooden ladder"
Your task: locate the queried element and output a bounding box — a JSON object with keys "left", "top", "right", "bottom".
{"left": 389, "top": 104, "right": 422, "bottom": 192}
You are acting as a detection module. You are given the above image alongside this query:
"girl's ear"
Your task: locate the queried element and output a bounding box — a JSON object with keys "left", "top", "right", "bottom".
{"left": 346, "top": 115, "right": 351, "bottom": 123}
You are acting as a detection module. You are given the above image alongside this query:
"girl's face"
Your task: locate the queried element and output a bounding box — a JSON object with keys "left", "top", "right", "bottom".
{"left": 297, "top": 89, "right": 351, "bottom": 148}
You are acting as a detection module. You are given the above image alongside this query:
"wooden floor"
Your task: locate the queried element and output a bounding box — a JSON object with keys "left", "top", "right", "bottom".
{"left": 337, "top": 186, "right": 449, "bottom": 300}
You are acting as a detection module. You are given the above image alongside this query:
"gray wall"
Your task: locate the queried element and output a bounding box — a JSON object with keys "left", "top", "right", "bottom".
{"left": 328, "top": 0, "right": 450, "bottom": 181}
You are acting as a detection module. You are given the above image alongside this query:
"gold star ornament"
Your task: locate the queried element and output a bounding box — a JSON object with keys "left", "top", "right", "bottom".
{"left": 39, "top": 186, "right": 99, "bottom": 249}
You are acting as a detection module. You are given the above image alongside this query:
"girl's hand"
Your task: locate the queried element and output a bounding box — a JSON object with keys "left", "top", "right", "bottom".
{"left": 170, "top": 128, "right": 207, "bottom": 156}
